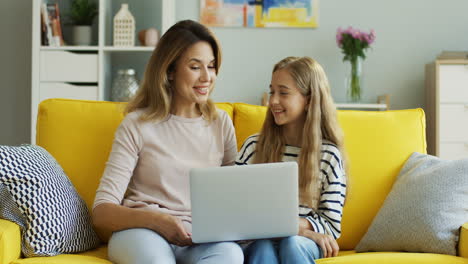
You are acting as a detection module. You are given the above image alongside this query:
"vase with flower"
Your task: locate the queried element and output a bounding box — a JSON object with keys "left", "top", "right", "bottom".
{"left": 336, "top": 27, "right": 376, "bottom": 102}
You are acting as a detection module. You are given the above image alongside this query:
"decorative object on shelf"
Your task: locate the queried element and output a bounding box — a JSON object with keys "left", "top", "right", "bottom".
{"left": 138, "top": 28, "right": 159, "bottom": 47}
{"left": 200, "top": 0, "right": 318, "bottom": 28}
{"left": 113, "top": 4, "right": 135, "bottom": 47}
{"left": 111, "top": 69, "right": 139, "bottom": 102}
{"left": 41, "top": 3, "right": 65, "bottom": 46}
{"left": 68, "top": 0, "right": 98, "bottom": 46}
{"left": 336, "top": 26, "right": 376, "bottom": 102}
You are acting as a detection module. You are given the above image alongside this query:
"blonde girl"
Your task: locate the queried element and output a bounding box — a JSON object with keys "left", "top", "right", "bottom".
{"left": 236, "top": 56, "right": 347, "bottom": 264}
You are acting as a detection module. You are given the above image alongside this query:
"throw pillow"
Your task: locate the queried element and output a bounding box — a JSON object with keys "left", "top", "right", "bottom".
{"left": 0, "top": 145, "right": 100, "bottom": 257}
{"left": 355, "top": 152, "right": 468, "bottom": 255}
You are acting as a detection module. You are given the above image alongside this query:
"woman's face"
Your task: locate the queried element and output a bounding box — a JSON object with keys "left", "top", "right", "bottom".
{"left": 269, "top": 69, "right": 308, "bottom": 128}
{"left": 170, "top": 41, "right": 216, "bottom": 107}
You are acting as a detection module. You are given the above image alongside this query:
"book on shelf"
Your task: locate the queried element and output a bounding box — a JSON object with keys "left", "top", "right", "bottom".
{"left": 41, "top": 3, "right": 64, "bottom": 46}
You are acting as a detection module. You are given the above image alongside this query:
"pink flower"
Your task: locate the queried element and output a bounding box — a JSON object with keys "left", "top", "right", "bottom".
{"left": 336, "top": 27, "right": 343, "bottom": 46}
{"left": 336, "top": 26, "right": 376, "bottom": 61}
{"left": 352, "top": 30, "right": 360, "bottom": 39}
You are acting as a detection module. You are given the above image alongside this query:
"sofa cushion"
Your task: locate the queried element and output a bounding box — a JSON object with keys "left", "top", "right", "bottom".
{"left": 314, "top": 251, "right": 468, "bottom": 264}
{"left": 0, "top": 145, "right": 100, "bottom": 257}
{"left": 355, "top": 152, "right": 468, "bottom": 255}
{"left": 232, "top": 103, "right": 267, "bottom": 150}
{"left": 336, "top": 109, "right": 427, "bottom": 250}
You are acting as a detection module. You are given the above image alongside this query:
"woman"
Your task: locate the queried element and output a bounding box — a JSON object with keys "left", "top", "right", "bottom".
{"left": 92, "top": 20, "right": 243, "bottom": 264}
{"left": 236, "top": 57, "right": 347, "bottom": 264}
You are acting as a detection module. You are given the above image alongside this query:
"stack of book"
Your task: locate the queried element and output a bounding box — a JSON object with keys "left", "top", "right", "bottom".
{"left": 41, "top": 3, "right": 64, "bottom": 46}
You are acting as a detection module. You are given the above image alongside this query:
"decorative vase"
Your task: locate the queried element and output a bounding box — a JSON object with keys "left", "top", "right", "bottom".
{"left": 111, "top": 69, "right": 139, "bottom": 102}
{"left": 72, "top": 25, "right": 92, "bottom": 45}
{"left": 113, "top": 4, "right": 135, "bottom": 47}
{"left": 346, "top": 57, "right": 363, "bottom": 102}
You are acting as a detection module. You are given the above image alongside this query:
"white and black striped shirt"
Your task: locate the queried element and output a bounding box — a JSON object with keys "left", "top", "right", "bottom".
{"left": 235, "top": 134, "right": 346, "bottom": 239}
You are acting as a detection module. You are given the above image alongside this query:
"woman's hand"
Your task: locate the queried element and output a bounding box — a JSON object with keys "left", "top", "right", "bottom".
{"left": 152, "top": 213, "right": 192, "bottom": 247}
{"left": 298, "top": 218, "right": 339, "bottom": 258}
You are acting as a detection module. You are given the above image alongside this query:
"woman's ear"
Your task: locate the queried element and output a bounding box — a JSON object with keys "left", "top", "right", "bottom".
{"left": 168, "top": 72, "right": 174, "bottom": 81}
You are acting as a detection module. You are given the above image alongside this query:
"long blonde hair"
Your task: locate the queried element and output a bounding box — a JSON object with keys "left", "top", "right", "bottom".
{"left": 126, "top": 20, "right": 221, "bottom": 122}
{"left": 254, "top": 57, "right": 346, "bottom": 209}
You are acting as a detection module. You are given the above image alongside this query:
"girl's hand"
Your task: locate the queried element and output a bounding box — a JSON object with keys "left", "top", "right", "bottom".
{"left": 153, "top": 213, "right": 192, "bottom": 247}
{"left": 299, "top": 228, "right": 339, "bottom": 258}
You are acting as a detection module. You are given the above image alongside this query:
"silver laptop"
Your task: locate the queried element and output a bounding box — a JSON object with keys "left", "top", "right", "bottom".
{"left": 190, "top": 162, "right": 299, "bottom": 243}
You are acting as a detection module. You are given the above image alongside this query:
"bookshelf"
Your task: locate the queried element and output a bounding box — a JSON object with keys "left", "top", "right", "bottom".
{"left": 31, "top": 0, "right": 175, "bottom": 143}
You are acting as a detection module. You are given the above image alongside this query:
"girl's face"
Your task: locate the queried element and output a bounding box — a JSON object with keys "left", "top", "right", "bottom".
{"left": 170, "top": 41, "right": 217, "bottom": 107}
{"left": 269, "top": 69, "right": 308, "bottom": 128}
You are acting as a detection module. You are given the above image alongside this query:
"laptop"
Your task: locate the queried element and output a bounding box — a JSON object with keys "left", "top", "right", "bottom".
{"left": 190, "top": 162, "right": 299, "bottom": 243}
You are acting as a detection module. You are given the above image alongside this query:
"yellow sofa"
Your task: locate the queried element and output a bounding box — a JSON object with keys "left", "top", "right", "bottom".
{"left": 1, "top": 98, "right": 468, "bottom": 264}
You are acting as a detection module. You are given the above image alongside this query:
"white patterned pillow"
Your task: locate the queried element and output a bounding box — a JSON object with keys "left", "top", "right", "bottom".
{"left": 0, "top": 145, "right": 100, "bottom": 257}
{"left": 356, "top": 152, "right": 468, "bottom": 255}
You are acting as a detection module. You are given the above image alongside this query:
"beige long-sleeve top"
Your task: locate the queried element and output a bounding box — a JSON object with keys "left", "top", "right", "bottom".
{"left": 93, "top": 109, "right": 237, "bottom": 232}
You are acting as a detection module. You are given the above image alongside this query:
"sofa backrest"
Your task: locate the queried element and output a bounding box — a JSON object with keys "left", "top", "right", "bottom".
{"left": 37, "top": 99, "right": 426, "bottom": 250}
{"left": 232, "top": 103, "right": 427, "bottom": 250}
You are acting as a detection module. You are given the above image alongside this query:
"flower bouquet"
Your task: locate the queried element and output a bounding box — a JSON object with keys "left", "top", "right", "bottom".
{"left": 336, "top": 27, "right": 376, "bottom": 102}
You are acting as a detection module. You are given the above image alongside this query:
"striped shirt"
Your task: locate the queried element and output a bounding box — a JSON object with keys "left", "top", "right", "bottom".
{"left": 235, "top": 134, "right": 346, "bottom": 239}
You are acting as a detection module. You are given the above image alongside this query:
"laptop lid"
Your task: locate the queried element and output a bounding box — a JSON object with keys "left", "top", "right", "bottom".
{"left": 190, "top": 162, "right": 299, "bottom": 243}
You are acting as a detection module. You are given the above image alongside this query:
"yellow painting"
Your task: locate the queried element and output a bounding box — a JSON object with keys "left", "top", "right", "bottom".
{"left": 200, "top": 0, "right": 319, "bottom": 28}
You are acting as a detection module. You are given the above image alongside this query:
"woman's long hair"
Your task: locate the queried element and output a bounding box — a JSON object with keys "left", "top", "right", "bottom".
{"left": 126, "top": 20, "right": 222, "bottom": 122}
{"left": 254, "top": 57, "right": 346, "bottom": 209}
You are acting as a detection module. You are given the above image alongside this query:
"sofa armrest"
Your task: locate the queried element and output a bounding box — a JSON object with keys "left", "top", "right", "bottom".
{"left": 459, "top": 222, "right": 468, "bottom": 258}
{"left": 0, "top": 219, "right": 21, "bottom": 264}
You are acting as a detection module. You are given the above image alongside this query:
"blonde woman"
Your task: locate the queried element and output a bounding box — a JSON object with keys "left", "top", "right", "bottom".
{"left": 236, "top": 57, "right": 347, "bottom": 264}
{"left": 92, "top": 20, "right": 243, "bottom": 264}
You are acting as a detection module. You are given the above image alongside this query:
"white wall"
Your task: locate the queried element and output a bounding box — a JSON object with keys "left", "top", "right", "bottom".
{"left": 1, "top": 0, "right": 468, "bottom": 144}
{"left": 0, "top": 1, "right": 31, "bottom": 145}
{"left": 177, "top": 0, "right": 468, "bottom": 108}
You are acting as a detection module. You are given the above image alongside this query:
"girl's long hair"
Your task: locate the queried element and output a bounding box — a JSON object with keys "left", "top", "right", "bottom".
{"left": 126, "top": 20, "right": 221, "bottom": 123}
{"left": 254, "top": 57, "right": 346, "bottom": 209}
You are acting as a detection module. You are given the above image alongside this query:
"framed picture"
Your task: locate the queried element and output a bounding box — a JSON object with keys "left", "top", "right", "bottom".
{"left": 200, "top": 0, "right": 319, "bottom": 28}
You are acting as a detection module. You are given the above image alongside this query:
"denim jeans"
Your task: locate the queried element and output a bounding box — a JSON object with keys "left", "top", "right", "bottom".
{"left": 244, "top": 236, "right": 322, "bottom": 264}
{"left": 108, "top": 228, "right": 244, "bottom": 264}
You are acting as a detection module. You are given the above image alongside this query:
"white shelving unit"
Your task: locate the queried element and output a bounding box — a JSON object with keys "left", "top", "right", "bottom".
{"left": 426, "top": 58, "right": 468, "bottom": 159}
{"left": 31, "top": 0, "right": 175, "bottom": 143}
{"left": 335, "top": 103, "right": 387, "bottom": 111}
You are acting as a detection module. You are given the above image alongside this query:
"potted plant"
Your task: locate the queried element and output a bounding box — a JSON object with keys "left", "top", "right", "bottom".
{"left": 68, "top": 0, "right": 98, "bottom": 45}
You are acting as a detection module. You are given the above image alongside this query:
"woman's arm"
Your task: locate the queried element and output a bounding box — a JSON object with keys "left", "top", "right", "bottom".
{"left": 93, "top": 203, "right": 191, "bottom": 246}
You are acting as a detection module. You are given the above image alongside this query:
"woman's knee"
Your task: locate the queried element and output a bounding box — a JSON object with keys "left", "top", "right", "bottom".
{"left": 108, "top": 228, "right": 175, "bottom": 264}
{"left": 210, "top": 242, "right": 243, "bottom": 263}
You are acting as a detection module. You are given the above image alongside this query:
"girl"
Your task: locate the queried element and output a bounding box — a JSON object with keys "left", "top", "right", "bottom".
{"left": 92, "top": 20, "right": 243, "bottom": 264}
{"left": 236, "top": 57, "right": 347, "bottom": 264}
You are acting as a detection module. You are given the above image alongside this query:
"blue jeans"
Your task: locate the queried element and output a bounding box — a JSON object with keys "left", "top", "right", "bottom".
{"left": 244, "top": 236, "right": 322, "bottom": 264}
{"left": 108, "top": 228, "right": 244, "bottom": 264}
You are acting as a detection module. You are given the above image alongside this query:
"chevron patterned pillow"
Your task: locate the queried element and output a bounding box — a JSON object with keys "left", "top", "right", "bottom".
{"left": 0, "top": 145, "right": 100, "bottom": 257}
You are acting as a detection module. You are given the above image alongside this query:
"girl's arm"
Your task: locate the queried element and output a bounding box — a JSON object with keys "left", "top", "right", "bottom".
{"left": 235, "top": 134, "right": 259, "bottom": 165}
{"left": 305, "top": 145, "right": 346, "bottom": 239}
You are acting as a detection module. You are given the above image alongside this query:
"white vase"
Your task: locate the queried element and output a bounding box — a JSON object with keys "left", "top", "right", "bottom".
{"left": 72, "top": 26, "right": 92, "bottom": 46}
{"left": 113, "top": 4, "right": 135, "bottom": 47}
